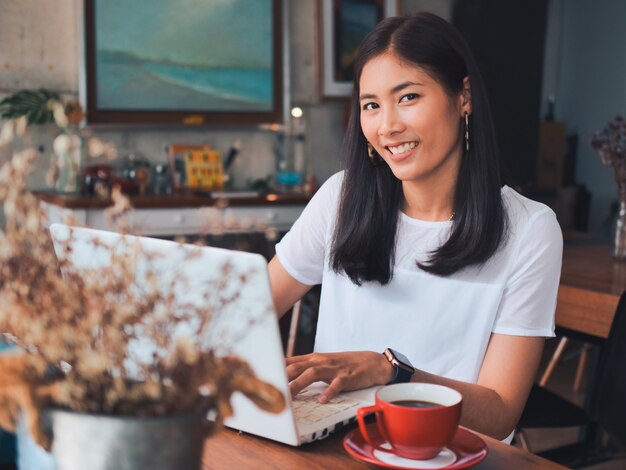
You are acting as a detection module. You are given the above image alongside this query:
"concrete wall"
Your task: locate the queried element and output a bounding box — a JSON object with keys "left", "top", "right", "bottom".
{"left": 0, "top": 1, "right": 79, "bottom": 93}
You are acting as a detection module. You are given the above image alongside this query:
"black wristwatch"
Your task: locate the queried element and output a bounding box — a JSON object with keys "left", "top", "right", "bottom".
{"left": 383, "top": 348, "right": 415, "bottom": 384}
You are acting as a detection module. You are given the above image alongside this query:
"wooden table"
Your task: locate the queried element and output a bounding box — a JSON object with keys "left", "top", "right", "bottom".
{"left": 201, "top": 426, "right": 567, "bottom": 469}
{"left": 556, "top": 239, "right": 626, "bottom": 339}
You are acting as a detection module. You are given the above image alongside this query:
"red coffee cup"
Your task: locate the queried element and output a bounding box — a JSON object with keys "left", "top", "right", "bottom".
{"left": 357, "top": 383, "right": 463, "bottom": 460}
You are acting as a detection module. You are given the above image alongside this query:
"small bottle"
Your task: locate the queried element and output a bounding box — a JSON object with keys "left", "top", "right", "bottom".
{"left": 152, "top": 163, "right": 170, "bottom": 195}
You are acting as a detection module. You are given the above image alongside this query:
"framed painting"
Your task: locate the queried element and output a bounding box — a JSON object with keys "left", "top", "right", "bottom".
{"left": 81, "top": 0, "right": 282, "bottom": 126}
{"left": 320, "top": 0, "right": 398, "bottom": 99}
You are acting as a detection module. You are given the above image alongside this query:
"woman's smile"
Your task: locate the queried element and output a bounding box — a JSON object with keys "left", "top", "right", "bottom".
{"left": 385, "top": 141, "right": 419, "bottom": 161}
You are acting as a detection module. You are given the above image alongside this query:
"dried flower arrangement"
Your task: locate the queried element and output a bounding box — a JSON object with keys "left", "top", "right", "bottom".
{"left": 591, "top": 115, "right": 626, "bottom": 197}
{"left": 0, "top": 109, "right": 285, "bottom": 451}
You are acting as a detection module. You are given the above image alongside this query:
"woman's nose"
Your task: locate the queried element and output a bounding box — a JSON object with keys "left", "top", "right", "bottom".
{"left": 378, "top": 109, "right": 404, "bottom": 137}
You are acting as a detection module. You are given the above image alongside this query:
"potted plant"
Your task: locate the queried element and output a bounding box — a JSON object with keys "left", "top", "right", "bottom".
{"left": 0, "top": 89, "right": 89, "bottom": 194}
{"left": 0, "top": 108, "right": 285, "bottom": 469}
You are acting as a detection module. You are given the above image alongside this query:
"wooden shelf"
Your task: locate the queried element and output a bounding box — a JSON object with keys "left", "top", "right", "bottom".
{"left": 33, "top": 191, "right": 311, "bottom": 209}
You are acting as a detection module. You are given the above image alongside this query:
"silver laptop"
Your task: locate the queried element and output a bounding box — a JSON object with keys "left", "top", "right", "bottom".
{"left": 49, "top": 223, "right": 377, "bottom": 446}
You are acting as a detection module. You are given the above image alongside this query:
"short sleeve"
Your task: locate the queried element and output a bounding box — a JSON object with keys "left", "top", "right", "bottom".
{"left": 274, "top": 172, "right": 343, "bottom": 285}
{"left": 492, "top": 208, "right": 563, "bottom": 337}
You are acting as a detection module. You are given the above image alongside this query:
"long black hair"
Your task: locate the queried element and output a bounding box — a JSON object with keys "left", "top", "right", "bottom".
{"left": 330, "top": 12, "right": 507, "bottom": 285}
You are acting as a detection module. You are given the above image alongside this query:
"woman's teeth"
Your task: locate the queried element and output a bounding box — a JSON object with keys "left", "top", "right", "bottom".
{"left": 388, "top": 142, "right": 417, "bottom": 155}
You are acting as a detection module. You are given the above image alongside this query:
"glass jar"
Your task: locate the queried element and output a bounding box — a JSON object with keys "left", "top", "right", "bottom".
{"left": 53, "top": 133, "right": 82, "bottom": 194}
{"left": 612, "top": 195, "right": 626, "bottom": 259}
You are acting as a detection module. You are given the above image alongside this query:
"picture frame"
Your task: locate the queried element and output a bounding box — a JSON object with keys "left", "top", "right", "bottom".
{"left": 319, "top": 0, "right": 398, "bottom": 99}
{"left": 81, "top": 0, "right": 282, "bottom": 126}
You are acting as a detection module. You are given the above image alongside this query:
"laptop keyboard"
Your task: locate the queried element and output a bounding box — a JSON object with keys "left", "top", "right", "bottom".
{"left": 292, "top": 388, "right": 361, "bottom": 424}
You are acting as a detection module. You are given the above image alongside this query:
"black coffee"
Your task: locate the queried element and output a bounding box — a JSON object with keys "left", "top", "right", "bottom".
{"left": 391, "top": 400, "right": 441, "bottom": 409}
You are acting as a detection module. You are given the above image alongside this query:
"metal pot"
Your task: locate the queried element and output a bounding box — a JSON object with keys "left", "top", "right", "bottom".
{"left": 17, "top": 409, "right": 211, "bottom": 470}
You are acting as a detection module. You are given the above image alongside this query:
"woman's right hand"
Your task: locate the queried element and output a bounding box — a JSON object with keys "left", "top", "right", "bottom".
{"left": 286, "top": 350, "right": 394, "bottom": 403}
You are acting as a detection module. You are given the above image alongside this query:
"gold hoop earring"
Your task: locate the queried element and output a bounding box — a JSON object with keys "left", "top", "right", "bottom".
{"left": 367, "top": 142, "right": 383, "bottom": 165}
{"left": 367, "top": 142, "right": 377, "bottom": 163}
{"left": 464, "top": 113, "right": 470, "bottom": 152}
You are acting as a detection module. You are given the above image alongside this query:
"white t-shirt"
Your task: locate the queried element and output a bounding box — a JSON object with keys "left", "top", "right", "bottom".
{"left": 275, "top": 172, "right": 563, "bottom": 384}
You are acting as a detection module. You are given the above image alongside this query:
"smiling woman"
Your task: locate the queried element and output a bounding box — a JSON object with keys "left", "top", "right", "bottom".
{"left": 267, "top": 12, "right": 563, "bottom": 442}
{"left": 336, "top": 13, "right": 503, "bottom": 280}
{"left": 358, "top": 54, "right": 468, "bottom": 212}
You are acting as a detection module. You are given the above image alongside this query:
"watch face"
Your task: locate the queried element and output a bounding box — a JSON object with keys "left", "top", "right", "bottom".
{"left": 389, "top": 348, "right": 412, "bottom": 368}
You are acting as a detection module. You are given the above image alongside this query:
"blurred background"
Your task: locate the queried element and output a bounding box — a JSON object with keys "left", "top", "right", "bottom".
{"left": 0, "top": 0, "right": 624, "bottom": 236}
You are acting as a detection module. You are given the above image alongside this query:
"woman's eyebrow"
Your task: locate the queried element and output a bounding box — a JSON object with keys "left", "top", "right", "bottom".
{"left": 392, "top": 81, "right": 424, "bottom": 93}
{"left": 359, "top": 93, "right": 377, "bottom": 101}
{"left": 359, "top": 81, "right": 425, "bottom": 101}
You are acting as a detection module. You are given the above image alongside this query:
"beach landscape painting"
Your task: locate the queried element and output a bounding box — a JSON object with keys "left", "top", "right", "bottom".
{"left": 84, "top": 0, "right": 282, "bottom": 125}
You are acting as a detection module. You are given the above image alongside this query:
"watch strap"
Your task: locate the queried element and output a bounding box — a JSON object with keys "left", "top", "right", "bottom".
{"left": 389, "top": 363, "right": 414, "bottom": 384}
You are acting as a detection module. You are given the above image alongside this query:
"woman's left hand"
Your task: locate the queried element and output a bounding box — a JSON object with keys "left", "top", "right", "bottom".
{"left": 286, "top": 351, "right": 394, "bottom": 403}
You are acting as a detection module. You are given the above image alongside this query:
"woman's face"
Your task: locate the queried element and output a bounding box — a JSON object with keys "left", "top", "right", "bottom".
{"left": 359, "top": 52, "right": 470, "bottom": 188}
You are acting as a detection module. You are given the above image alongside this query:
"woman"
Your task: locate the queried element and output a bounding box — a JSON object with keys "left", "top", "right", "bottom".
{"left": 269, "top": 12, "right": 562, "bottom": 440}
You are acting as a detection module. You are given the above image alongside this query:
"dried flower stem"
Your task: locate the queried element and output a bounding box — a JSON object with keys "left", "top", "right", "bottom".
{"left": 591, "top": 115, "right": 626, "bottom": 198}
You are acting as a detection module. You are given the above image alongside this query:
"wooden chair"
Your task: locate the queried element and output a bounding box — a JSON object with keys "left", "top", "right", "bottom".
{"left": 516, "top": 290, "right": 626, "bottom": 468}
{"left": 283, "top": 286, "right": 321, "bottom": 357}
{"left": 285, "top": 300, "right": 302, "bottom": 357}
{"left": 539, "top": 336, "right": 591, "bottom": 392}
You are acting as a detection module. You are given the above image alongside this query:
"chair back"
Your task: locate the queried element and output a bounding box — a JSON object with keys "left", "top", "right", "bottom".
{"left": 593, "top": 290, "right": 626, "bottom": 448}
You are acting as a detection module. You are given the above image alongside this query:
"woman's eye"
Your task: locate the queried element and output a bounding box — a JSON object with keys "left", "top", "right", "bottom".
{"left": 400, "top": 93, "right": 419, "bottom": 102}
{"left": 362, "top": 102, "right": 379, "bottom": 111}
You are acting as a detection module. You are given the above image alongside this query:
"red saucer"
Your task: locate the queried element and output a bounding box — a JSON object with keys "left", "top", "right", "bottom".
{"left": 343, "top": 423, "right": 488, "bottom": 469}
